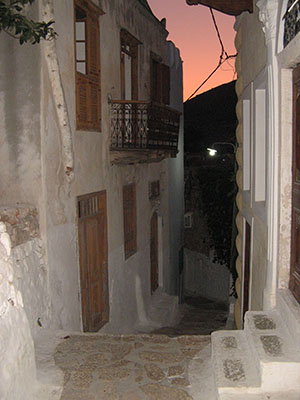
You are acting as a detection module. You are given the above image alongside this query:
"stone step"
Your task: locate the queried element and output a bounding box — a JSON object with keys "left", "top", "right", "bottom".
{"left": 220, "top": 392, "right": 300, "bottom": 400}
{"left": 244, "top": 310, "right": 300, "bottom": 392}
{"left": 211, "top": 330, "right": 261, "bottom": 398}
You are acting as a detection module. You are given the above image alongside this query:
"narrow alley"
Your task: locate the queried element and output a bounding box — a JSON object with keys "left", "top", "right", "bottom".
{"left": 35, "top": 295, "right": 228, "bottom": 400}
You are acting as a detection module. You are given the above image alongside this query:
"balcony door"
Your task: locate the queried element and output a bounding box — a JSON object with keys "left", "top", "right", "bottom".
{"left": 120, "top": 29, "right": 139, "bottom": 100}
{"left": 290, "top": 66, "right": 300, "bottom": 303}
{"left": 150, "top": 211, "right": 159, "bottom": 294}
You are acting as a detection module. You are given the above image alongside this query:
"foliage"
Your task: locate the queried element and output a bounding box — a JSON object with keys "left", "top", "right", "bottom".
{"left": 197, "top": 156, "right": 237, "bottom": 271}
{"left": 0, "top": 0, "right": 57, "bottom": 44}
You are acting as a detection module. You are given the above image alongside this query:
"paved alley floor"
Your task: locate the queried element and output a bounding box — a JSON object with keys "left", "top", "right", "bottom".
{"left": 53, "top": 333, "right": 213, "bottom": 400}
{"left": 35, "top": 295, "right": 229, "bottom": 399}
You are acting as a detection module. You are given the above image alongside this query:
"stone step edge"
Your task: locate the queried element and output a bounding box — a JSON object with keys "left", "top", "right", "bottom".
{"left": 211, "top": 330, "right": 261, "bottom": 392}
{"left": 244, "top": 310, "right": 300, "bottom": 363}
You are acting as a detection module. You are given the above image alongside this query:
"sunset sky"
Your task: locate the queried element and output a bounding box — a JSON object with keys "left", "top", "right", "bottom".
{"left": 147, "top": 0, "right": 237, "bottom": 101}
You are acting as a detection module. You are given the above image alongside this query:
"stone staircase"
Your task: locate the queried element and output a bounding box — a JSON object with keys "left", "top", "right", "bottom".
{"left": 211, "top": 305, "right": 300, "bottom": 399}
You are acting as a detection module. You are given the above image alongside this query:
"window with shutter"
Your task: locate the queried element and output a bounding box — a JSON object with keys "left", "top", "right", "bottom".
{"left": 75, "top": 0, "right": 103, "bottom": 131}
{"left": 150, "top": 57, "right": 170, "bottom": 106}
{"left": 123, "top": 183, "right": 137, "bottom": 259}
{"left": 120, "top": 29, "right": 140, "bottom": 100}
{"left": 161, "top": 63, "right": 170, "bottom": 105}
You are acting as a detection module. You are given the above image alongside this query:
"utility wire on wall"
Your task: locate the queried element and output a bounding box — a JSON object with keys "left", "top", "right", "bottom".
{"left": 186, "top": 8, "right": 237, "bottom": 101}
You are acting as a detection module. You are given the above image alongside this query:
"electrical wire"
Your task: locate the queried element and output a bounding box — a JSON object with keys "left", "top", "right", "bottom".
{"left": 186, "top": 8, "right": 237, "bottom": 101}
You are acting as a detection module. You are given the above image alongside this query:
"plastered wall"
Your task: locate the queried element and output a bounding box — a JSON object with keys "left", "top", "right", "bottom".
{"left": 0, "top": 0, "right": 183, "bottom": 335}
{"left": 45, "top": 0, "right": 181, "bottom": 331}
{"left": 166, "top": 41, "right": 184, "bottom": 296}
{"left": 234, "top": 5, "right": 268, "bottom": 325}
{"left": 184, "top": 249, "right": 230, "bottom": 303}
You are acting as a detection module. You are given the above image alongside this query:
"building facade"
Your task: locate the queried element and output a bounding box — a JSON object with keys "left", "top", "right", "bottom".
{"left": 188, "top": 0, "right": 300, "bottom": 396}
{"left": 0, "top": 1, "right": 184, "bottom": 397}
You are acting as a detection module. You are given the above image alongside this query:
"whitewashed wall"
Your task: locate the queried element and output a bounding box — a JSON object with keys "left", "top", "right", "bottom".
{"left": 0, "top": 221, "right": 37, "bottom": 400}
{"left": 184, "top": 249, "right": 230, "bottom": 303}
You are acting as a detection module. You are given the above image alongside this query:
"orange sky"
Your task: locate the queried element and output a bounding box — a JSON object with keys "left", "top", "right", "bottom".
{"left": 147, "top": 0, "right": 236, "bottom": 101}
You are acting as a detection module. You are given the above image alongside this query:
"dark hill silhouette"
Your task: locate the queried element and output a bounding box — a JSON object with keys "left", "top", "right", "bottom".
{"left": 184, "top": 80, "right": 237, "bottom": 153}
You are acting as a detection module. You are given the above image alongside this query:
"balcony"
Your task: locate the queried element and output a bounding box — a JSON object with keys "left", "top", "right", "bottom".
{"left": 110, "top": 100, "right": 181, "bottom": 164}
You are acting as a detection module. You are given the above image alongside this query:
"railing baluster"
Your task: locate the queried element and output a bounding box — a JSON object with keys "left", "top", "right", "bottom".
{"left": 110, "top": 100, "right": 180, "bottom": 153}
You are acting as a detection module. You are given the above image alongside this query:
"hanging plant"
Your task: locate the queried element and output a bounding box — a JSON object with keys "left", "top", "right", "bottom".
{"left": 0, "top": 0, "right": 57, "bottom": 44}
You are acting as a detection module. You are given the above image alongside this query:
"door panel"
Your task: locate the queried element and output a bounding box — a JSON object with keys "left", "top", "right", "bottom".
{"left": 150, "top": 211, "right": 159, "bottom": 294}
{"left": 243, "top": 221, "right": 251, "bottom": 319}
{"left": 78, "top": 191, "right": 109, "bottom": 331}
{"left": 290, "top": 66, "right": 300, "bottom": 304}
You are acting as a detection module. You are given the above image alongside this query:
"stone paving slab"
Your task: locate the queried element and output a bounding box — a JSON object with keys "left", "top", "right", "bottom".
{"left": 52, "top": 333, "right": 211, "bottom": 400}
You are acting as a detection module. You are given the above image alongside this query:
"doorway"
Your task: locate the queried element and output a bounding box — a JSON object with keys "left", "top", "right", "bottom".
{"left": 290, "top": 65, "right": 300, "bottom": 304}
{"left": 150, "top": 211, "right": 159, "bottom": 294}
{"left": 78, "top": 190, "right": 109, "bottom": 332}
{"left": 243, "top": 221, "right": 251, "bottom": 321}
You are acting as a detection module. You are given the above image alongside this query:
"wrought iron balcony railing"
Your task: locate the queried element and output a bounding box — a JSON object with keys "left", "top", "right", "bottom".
{"left": 110, "top": 100, "right": 180, "bottom": 156}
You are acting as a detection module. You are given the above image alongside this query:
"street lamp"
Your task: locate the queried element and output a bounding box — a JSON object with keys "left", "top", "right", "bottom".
{"left": 207, "top": 148, "right": 217, "bottom": 156}
{"left": 207, "top": 142, "right": 237, "bottom": 156}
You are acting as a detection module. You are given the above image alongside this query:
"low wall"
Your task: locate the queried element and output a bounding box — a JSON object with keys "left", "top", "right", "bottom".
{"left": 184, "top": 248, "right": 230, "bottom": 303}
{"left": 0, "top": 221, "right": 37, "bottom": 399}
{"left": 0, "top": 206, "right": 50, "bottom": 338}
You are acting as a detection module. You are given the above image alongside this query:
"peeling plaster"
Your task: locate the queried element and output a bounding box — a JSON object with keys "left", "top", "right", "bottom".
{"left": 42, "top": 0, "right": 74, "bottom": 183}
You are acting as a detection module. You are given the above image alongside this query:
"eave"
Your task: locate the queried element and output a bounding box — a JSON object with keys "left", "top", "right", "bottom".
{"left": 186, "top": 0, "right": 253, "bottom": 16}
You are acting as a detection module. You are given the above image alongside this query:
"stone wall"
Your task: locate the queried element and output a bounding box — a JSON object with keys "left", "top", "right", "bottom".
{"left": 0, "top": 221, "right": 37, "bottom": 400}
{"left": 0, "top": 206, "right": 50, "bottom": 338}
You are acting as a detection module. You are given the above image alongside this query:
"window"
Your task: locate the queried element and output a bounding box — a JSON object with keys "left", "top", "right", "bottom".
{"left": 151, "top": 55, "right": 170, "bottom": 105}
{"left": 184, "top": 212, "right": 193, "bottom": 229}
{"left": 120, "top": 29, "right": 140, "bottom": 100}
{"left": 148, "top": 180, "right": 160, "bottom": 200}
{"left": 75, "top": 0, "right": 103, "bottom": 131}
{"left": 123, "top": 183, "right": 137, "bottom": 259}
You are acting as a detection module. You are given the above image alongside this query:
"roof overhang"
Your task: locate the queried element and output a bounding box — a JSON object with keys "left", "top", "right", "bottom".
{"left": 186, "top": 0, "right": 253, "bottom": 16}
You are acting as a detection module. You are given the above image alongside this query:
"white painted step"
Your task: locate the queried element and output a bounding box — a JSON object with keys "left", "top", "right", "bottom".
{"left": 220, "top": 392, "right": 300, "bottom": 400}
{"left": 244, "top": 310, "right": 300, "bottom": 392}
{"left": 211, "top": 330, "right": 261, "bottom": 398}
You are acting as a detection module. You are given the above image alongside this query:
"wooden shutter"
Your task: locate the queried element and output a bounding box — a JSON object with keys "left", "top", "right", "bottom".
{"left": 150, "top": 60, "right": 170, "bottom": 105}
{"left": 75, "top": 0, "right": 101, "bottom": 131}
{"left": 89, "top": 81, "right": 101, "bottom": 130}
{"left": 150, "top": 211, "right": 159, "bottom": 294}
{"left": 151, "top": 59, "right": 158, "bottom": 102}
{"left": 131, "top": 46, "right": 138, "bottom": 101}
{"left": 161, "top": 63, "right": 170, "bottom": 105}
{"left": 76, "top": 75, "right": 89, "bottom": 129}
{"left": 87, "top": 15, "right": 100, "bottom": 78}
{"left": 290, "top": 65, "right": 300, "bottom": 304}
{"left": 123, "top": 183, "right": 137, "bottom": 259}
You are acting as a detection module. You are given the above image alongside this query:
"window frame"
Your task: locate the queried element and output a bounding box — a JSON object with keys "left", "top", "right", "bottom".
{"left": 74, "top": 0, "right": 104, "bottom": 132}
{"left": 150, "top": 53, "right": 170, "bottom": 105}
{"left": 120, "top": 29, "right": 141, "bottom": 101}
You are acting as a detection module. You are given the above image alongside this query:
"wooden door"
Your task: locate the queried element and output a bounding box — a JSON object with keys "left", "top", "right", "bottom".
{"left": 243, "top": 221, "right": 251, "bottom": 319}
{"left": 150, "top": 211, "right": 159, "bottom": 294}
{"left": 290, "top": 66, "right": 300, "bottom": 303}
{"left": 78, "top": 191, "right": 109, "bottom": 332}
